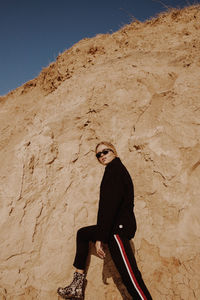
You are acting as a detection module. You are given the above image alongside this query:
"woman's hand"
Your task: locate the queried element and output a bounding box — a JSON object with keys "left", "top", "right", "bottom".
{"left": 95, "top": 241, "right": 106, "bottom": 259}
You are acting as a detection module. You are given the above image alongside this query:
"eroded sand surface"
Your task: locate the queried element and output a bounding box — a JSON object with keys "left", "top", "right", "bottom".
{"left": 0, "top": 5, "right": 200, "bottom": 300}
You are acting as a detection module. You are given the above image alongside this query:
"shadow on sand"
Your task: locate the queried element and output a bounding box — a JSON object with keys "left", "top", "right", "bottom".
{"left": 85, "top": 240, "right": 136, "bottom": 300}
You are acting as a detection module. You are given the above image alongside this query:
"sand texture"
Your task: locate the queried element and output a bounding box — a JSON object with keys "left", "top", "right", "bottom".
{"left": 0, "top": 5, "right": 200, "bottom": 300}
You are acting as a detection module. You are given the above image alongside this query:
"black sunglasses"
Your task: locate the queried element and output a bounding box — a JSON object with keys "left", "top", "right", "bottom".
{"left": 96, "top": 148, "right": 114, "bottom": 159}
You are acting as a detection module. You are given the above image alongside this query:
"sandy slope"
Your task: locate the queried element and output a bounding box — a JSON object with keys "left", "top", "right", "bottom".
{"left": 0, "top": 5, "right": 200, "bottom": 300}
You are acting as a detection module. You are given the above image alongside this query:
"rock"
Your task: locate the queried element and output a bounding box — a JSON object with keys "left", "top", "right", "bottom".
{"left": 0, "top": 5, "right": 200, "bottom": 300}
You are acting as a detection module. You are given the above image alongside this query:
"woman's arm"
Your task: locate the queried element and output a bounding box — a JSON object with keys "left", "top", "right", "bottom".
{"left": 96, "top": 166, "right": 124, "bottom": 243}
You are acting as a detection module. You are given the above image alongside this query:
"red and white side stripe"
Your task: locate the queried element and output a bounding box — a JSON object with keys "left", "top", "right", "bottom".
{"left": 114, "top": 234, "right": 147, "bottom": 300}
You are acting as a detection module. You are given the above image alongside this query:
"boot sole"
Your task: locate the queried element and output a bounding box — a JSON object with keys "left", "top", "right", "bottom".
{"left": 57, "top": 291, "right": 84, "bottom": 299}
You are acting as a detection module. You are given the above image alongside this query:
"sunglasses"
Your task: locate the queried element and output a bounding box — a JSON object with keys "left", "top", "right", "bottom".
{"left": 96, "top": 148, "right": 114, "bottom": 159}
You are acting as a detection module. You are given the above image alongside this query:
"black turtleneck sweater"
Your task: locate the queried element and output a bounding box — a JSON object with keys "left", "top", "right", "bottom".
{"left": 96, "top": 157, "right": 137, "bottom": 243}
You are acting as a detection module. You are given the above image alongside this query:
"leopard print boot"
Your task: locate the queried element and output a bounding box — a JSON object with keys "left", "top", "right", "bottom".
{"left": 57, "top": 271, "right": 86, "bottom": 299}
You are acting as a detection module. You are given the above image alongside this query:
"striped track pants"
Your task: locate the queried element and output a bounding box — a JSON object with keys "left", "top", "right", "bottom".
{"left": 73, "top": 225, "right": 152, "bottom": 300}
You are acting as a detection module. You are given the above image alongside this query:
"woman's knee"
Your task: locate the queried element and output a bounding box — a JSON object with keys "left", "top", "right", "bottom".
{"left": 76, "top": 225, "right": 97, "bottom": 241}
{"left": 76, "top": 227, "right": 88, "bottom": 240}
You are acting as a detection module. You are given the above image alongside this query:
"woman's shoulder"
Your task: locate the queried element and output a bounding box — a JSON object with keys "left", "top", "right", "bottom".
{"left": 108, "top": 157, "right": 132, "bottom": 178}
{"left": 103, "top": 157, "right": 133, "bottom": 186}
{"left": 106, "top": 157, "right": 126, "bottom": 174}
{"left": 106, "top": 157, "right": 121, "bottom": 168}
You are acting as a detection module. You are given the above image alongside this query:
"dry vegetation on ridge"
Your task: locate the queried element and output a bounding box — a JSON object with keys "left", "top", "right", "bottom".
{"left": 0, "top": 5, "right": 200, "bottom": 300}
{"left": 1, "top": 4, "right": 200, "bottom": 98}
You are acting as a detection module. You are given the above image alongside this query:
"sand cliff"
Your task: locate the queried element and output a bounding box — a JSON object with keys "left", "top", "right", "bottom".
{"left": 0, "top": 5, "right": 200, "bottom": 300}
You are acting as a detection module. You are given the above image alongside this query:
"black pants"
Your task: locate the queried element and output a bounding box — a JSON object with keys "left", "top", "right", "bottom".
{"left": 73, "top": 225, "right": 152, "bottom": 300}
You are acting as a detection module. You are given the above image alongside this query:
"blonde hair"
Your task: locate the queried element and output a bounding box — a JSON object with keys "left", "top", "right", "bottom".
{"left": 95, "top": 141, "right": 118, "bottom": 156}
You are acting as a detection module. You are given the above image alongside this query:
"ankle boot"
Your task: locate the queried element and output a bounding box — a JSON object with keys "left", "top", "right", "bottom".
{"left": 57, "top": 271, "right": 86, "bottom": 299}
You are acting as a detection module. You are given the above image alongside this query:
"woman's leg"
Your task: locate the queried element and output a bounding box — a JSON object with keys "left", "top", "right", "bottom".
{"left": 73, "top": 225, "right": 97, "bottom": 270}
{"left": 75, "top": 268, "right": 84, "bottom": 274}
{"left": 108, "top": 234, "right": 153, "bottom": 300}
{"left": 57, "top": 225, "right": 97, "bottom": 299}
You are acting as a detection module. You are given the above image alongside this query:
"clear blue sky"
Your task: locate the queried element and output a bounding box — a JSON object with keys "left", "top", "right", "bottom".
{"left": 0, "top": 0, "right": 198, "bottom": 96}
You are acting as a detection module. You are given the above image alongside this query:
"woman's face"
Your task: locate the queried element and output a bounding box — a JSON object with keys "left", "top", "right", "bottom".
{"left": 96, "top": 144, "right": 116, "bottom": 165}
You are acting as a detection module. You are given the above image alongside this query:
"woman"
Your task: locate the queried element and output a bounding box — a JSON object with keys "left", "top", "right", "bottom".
{"left": 57, "top": 142, "right": 152, "bottom": 300}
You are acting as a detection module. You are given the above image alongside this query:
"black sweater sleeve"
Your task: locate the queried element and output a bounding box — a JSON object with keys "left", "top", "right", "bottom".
{"left": 96, "top": 163, "right": 124, "bottom": 243}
